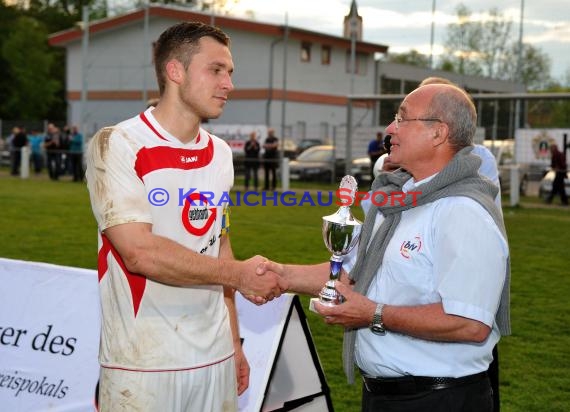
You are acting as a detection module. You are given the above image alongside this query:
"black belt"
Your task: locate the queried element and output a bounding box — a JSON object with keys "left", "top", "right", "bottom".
{"left": 362, "top": 371, "right": 488, "bottom": 396}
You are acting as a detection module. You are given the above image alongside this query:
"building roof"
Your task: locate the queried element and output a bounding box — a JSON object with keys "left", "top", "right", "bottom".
{"left": 48, "top": 4, "right": 388, "bottom": 55}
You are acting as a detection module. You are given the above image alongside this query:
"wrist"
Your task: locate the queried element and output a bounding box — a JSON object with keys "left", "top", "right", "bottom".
{"left": 369, "top": 302, "right": 386, "bottom": 335}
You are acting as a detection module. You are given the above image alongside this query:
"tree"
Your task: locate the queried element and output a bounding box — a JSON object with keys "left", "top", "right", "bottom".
{"left": 132, "top": 0, "right": 238, "bottom": 14}
{"left": 439, "top": 4, "right": 552, "bottom": 89}
{"left": 386, "top": 50, "right": 430, "bottom": 68}
{"left": 439, "top": 4, "right": 483, "bottom": 76}
{"left": 1, "top": 16, "right": 60, "bottom": 119}
{"left": 500, "top": 43, "right": 552, "bottom": 90}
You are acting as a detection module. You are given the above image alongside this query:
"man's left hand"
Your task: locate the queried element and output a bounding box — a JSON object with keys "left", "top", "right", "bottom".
{"left": 313, "top": 282, "right": 376, "bottom": 329}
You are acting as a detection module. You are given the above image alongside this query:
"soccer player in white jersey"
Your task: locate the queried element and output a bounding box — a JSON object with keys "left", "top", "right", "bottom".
{"left": 85, "top": 22, "right": 287, "bottom": 411}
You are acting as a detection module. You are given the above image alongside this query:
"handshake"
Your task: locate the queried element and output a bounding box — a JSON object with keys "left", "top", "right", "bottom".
{"left": 234, "top": 255, "right": 288, "bottom": 305}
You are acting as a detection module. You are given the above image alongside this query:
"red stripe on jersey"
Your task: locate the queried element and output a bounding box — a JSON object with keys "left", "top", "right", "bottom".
{"left": 134, "top": 137, "right": 215, "bottom": 179}
{"left": 140, "top": 112, "right": 168, "bottom": 141}
{"left": 139, "top": 111, "right": 201, "bottom": 144}
{"left": 99, "top": 234, "right": 147, "bottom": 317}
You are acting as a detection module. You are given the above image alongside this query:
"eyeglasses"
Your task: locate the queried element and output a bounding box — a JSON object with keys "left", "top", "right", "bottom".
{"left": 394, "top": 113, "right": 443, "bottom": 130}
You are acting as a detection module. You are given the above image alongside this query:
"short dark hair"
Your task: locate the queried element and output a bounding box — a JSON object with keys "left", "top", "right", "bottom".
{"left": 153, "top": 22, "right": 230, "bottom": 94}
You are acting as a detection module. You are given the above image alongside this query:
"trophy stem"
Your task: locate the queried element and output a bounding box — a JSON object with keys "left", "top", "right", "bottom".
{"left": 329, "top": 254, "right": 343, "bottom": 281}
{"left": 318, "top": 254, "right": 344, "bottom": 306}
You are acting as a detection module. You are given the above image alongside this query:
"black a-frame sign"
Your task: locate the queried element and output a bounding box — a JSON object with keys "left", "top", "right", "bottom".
{"left": 237, "top": 293, "right": 334, "bottom": 412}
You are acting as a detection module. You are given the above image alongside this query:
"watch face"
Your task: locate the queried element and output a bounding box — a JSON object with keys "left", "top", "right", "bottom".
{"left": 371, "top": 325, "right": 386, "bottom": 335}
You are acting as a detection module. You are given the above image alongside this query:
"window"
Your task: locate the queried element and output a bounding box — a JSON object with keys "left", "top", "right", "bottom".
{"left": 321, "top": 46, "right": 331, "bottom": 65}
{"left": 301, "top": 42, "right": 312, "bottom": 62}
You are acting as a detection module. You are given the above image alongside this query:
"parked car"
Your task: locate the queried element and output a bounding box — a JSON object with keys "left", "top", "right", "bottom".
{"left": 282, "top": 138, "right": 298, "bottom": 160}
{"left": 350, "top": 156, "right": 371, "bottom": 184}
{"left": 295, "top": 139, "right": 323, "bottom": 157}
{"left": 538, "top": 170, "right": 570, "bottom": 200}
{"left": 289, "top": 145, "right": 345, "bottom": 182}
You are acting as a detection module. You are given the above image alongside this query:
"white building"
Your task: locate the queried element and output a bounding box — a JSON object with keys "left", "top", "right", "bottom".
{"left": 48, "top": 3, "right": 387, "bottom": 145}
{"left": 48, "top": 2, "right": 525, "bottom": 157}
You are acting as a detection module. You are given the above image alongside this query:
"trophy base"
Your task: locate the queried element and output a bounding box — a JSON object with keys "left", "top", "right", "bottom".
{"left": 313, "top": 280, "right": 344, "bottom": 311}
{"left": 309, "top": 297, "right": 336, "bottom": 314}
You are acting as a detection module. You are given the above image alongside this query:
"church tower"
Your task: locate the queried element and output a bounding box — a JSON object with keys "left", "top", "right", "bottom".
{"left": 343, "top": 0, "right": 363, "bottom": 40}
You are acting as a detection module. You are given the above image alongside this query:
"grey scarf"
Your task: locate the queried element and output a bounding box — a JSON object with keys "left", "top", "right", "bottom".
{"left": 342, "top": 146, "right": 511, "bottom": 383}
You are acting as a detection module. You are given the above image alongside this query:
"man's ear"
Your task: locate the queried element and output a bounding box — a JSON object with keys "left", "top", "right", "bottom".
{"left": 165, "top": 60, "right": 184, "bottom": 84}
{"left": 433, "top": 122, "right": 449, "bottom": 147}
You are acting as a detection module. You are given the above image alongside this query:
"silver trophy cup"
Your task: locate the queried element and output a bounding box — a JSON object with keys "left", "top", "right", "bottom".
{"left": 317, "top": 175, "right": 362, "bottom": 306}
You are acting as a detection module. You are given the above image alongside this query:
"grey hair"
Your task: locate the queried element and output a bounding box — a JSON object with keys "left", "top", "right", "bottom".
{"left": 425, "top": 85, "right": 477, "bottom": 151}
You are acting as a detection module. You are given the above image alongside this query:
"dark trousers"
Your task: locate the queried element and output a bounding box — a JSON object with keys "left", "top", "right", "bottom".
{"left": 361, "top": 375, "right": 493, "bottom": 412}
{"left": 31, "top": 153, "right": 43, "bottom": 174}
{"left": 488, "top": 345, "right": 500, "bottom": 412}
{"left": 46, "top": 152, "right": 61, "bottom": 180}
{"left": 10, "top": 149, "right": 21, "bottom": 175}
{"left": 244, "top": 165, "right": 258, "bottom": 190}
{"left": 70, "top": 153, "right": 84, "bottom": 182}
{"left": 547, "top": 171, "right": 568, "bottom": 205}
{"left": 263, "top": 159, "right": 277, "bottom": 190}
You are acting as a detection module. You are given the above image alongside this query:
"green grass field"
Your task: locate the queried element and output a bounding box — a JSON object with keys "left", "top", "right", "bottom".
{"left": 1, "top": 172, "right": 569, "bottom": 411}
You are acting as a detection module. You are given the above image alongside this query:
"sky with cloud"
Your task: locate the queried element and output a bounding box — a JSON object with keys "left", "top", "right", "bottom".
{"left": 229, "top": 0, "right": 570, "bottom": 83}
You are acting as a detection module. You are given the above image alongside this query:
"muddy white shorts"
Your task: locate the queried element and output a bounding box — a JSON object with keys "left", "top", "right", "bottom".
{"left": 97, "top": 355, "right": 237, "bottom": 412}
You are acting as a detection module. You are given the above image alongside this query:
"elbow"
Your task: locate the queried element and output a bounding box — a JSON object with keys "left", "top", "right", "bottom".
{"left": 466, "top": 322, "right": 491, "bottom": 343}
{"left": 119, "top": 246, "right": 148, "bottom": 275}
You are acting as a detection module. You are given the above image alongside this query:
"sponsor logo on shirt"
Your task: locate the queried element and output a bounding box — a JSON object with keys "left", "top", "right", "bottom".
{"left": 400, "top": 235, "right": 422, "bottom": 259}
{"left": 181, "top": 192, "right": 217, "bottom": 236}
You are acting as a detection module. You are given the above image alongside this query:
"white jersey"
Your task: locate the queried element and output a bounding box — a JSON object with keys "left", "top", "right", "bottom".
{"left": 86, "top": 108, "right": 234, "bottom": 371}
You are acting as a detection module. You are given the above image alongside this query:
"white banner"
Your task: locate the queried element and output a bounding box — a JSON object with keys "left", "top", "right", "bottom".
{"left": 0, "top": 258, "right": 330, "bottom": 412}
{"left": 205, "top": 124, "right": 268, "bottom": 154}
{"left": 515, "top": 128, "right": 570, "bottom": 165}
{"left": 0, "top": 258, "right": 100, "bottom": 412}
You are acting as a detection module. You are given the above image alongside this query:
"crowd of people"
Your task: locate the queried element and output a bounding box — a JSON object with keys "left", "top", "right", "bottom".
{"left": 2, "top": 123, "right": 84, "bottom": 181}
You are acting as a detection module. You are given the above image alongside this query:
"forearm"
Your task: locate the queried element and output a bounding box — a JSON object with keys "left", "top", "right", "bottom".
{"left": 104, "top": 224, "right": 242, "bottom": 289}
{"left": 383, "top": 302, "right": 491, "bottom": 343}
{"left": 281, "top": 262, "right": 331, "bottom": 296}
{"left": 224, "top": 287, "right": 242, "bottom": 345}
{"left": 220, "top": 236, "right": 242, "bottom": 346}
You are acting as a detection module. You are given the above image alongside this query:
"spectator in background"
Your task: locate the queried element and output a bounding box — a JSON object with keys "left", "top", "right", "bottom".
{"left": 10, "top": 126, "right": 28, "bottom": 176}
{"left": 60, "top": 125, "right": 72, "bottom": 175}
{"left": 244, "top": 131, "right": 260, "bottom": 191}
{"left": 44, "top": 123, "right": 61, "bottom": 180}
{"left": 367, "top": 131, "right": 384, "bottom": 182}
{"left": 28, "top": 129, "right": 45, "bottom": 174}
{"left": 546, "top": 143, "right": 568, "bottom": 206}
{"left": 69, "top": 125, "right": 84, "bottom": 182}
{"left": 263, "top": 128, "right": 279, "bottom": 191}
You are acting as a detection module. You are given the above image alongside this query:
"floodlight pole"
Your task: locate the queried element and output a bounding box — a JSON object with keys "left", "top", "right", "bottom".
{"left": 429, "top": 0, "right": 436, "bottom": 69}
{"left": 514, "top": 0, "right": 525, "bottom": 133}
{"left": 142, "top": 2, "right": 149, "bottom": 105}
{"left": 346, "top": 16, "right": 358, "bottom": 176}
{"left": 80, "top": 6, "right": 89, "bottom": 140}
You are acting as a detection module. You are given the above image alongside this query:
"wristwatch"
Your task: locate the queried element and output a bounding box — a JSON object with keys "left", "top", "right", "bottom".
{"left": 370, "top": 303, "right": 386, "bottom": 335}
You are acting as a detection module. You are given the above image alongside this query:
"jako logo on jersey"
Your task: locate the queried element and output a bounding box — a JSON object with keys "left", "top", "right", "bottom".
{"left": 182, "top": 192, "right": 217, "bottom": 236}
{"left": 400, "top": 236, "right": 422, "bottom": 259}
{"left": 180, "top": 155, "right": 198, "bottom": 164}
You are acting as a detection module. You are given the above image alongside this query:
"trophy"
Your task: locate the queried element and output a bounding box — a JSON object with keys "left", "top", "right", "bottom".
{"left": 312, "top": 175, "right": 362, "bottom": 308}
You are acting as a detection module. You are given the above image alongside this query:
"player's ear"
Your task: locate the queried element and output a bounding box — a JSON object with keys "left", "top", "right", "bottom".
{"left": 165, "top": 59, "right": 184, "bottom": 84}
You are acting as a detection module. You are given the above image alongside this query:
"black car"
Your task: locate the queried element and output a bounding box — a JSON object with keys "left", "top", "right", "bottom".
{"left": 295, "top": 139, "right": 323, "bottom": 157}
{"left": 289, "top": 145, "right": 345, "bottom": 182}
